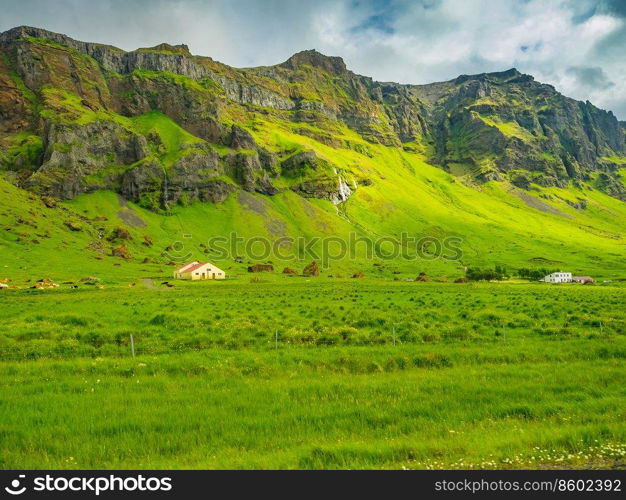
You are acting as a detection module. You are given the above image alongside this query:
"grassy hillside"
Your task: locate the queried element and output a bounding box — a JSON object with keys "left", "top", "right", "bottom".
{"left": 0, "top": 29, "right": 624, "bottom": 281}
{"left": 1, "top": 120, "right": 624, "bottom": 283}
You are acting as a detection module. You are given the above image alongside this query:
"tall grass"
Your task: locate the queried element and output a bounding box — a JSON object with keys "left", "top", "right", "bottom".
{"left": 0, "top": 352, "right": 624, "bottom": 469}
{"left": 0, "top": 281, "right": 624, "bottom": 469}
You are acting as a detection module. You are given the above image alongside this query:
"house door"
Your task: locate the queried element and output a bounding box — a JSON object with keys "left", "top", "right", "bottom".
{"left": 212, "top": 273, "right": 216, "bottom": 279}
{"left": 202, "top": 272, "right": 206, "bottom": 279}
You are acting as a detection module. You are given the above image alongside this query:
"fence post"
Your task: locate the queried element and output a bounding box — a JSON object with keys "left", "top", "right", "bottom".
{"left": 275, "top": 330, "right": 278, "bottom": 350}
{"left": 130, "top": 334, "right": 135, "bottom": 358}
{"left": 393, "top": 326, "right": 396, "bottom": 346}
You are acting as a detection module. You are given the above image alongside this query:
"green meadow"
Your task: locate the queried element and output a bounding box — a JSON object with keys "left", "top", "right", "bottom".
{"left": 1, "top": 279, "right": 625, "bottom": 469}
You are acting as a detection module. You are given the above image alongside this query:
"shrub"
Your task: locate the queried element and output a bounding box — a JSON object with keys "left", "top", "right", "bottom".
{"left": 63, "top": 219, "right": 82, "bottom": 232}
{"left": 466, "top": 267, "right": 503, "bottom": 281}
{"left": 111, "top": 244, "right": 132, "bottom": 259}
{"left": 303, "top": 261, "right": 320, "bottom": 277}
{"left": 108, "top": 227, "right": 133, "bottom": 240}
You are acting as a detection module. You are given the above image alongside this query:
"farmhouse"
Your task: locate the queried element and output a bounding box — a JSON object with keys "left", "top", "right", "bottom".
{"left": 542, "top": 271, "right": 572, "bottom": 283}
{"left": 572, "top": 276, "right": 594, "bottom": 283}
{"left": 174, "top": 261, "right": 225, "bottom": 280}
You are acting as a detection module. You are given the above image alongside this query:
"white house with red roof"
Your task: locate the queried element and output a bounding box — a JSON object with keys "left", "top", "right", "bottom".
{"left": 174, "top": 261, "right": 226, "bottom": 280}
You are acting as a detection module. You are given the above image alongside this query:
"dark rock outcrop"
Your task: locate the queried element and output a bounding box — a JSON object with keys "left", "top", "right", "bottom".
{"left": 228, "top": 125, "right": 258, "bottom": 150}
{"left": 248, "top": 264, "right": 274, "bottom": 272}
{"left": 291, "top": 176, "right": 354, "bottom": 204}
{"left": 413, "top": 69, "right": 625, "bottom": 191}
{"left": 28, "top": 121, "right": 150, "bottom": 199}
{"left": 282, "top": 150, "right": 355, "bottom": 203}
{"left": 229, "top": 151, "right": 278, "bottom": 195}
{"left": 280, "top": 49, "right": 347, "bottom": 76}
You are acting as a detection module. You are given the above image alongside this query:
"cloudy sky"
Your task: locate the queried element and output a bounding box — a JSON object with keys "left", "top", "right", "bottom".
{"left": 1, "top": 0, "right": 625, "bottom": 119}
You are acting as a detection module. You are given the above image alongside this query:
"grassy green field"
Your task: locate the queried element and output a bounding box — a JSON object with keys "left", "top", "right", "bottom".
{"left": 1, "top": 279, "right": 624, "bottom": 469}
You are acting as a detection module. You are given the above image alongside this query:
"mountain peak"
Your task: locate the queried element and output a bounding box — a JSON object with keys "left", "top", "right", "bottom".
{"left": 137, "top": 43, "right": 191, "bottom": 56}
{"left": 0, "top": 25, "right": 70, "bottom": 44}
{"left": 499, "top": 67, "right": 521, "bottom": 77}
{"left": 280, "top": 49, "right": 347, "bottom": 75}
{"left": 453, "top": 67, "right": 531, "bottom": 85}
{"left": 0, "top": 25, "right": 124, "bottom": 53}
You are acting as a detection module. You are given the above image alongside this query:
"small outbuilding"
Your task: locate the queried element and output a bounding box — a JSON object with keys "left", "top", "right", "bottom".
{"left": 174, "top": 261, "right": 225, "bottom": 280}
{"left": 572, "top": 276, "right": 594, "bottom": 283}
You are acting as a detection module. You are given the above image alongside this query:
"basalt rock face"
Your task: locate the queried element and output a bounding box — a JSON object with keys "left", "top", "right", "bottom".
{"left": 0, "top": 26, "right": 625, "bottom": 207}
{"left": 250, "top": 49, "right": 430, "bottom": 146}
{"left": 229, "top": 151, "right": 277, "bottom": 195}
{"left": 411, "top": 69, "right": 626, "bottom": 185}
{"left": 119, "top": 151, "right": 235, "bottom": 207}
{"left": 0, "top": 53, "right": 33, "bottom": 136}
{"left": 596, "top": 171, "right": 626, "bottom": 201}
{"left": 28, "top": 121, "right": 150, "bottom": 198}
{"left": 121, "top": 143, "right": 226, "bottom": 207}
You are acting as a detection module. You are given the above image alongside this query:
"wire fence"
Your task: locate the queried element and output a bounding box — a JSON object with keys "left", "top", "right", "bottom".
{"left": 0, "top": 336, "right": 416, "bottom": 361}
{"left": 0, "top": 321, "right": 618, "bottom": 362}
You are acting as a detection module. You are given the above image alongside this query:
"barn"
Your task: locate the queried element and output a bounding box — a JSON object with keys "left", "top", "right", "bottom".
{"left": 572, "top": 276, "right": 594, "bottom": 283}
{"left": 174, "top": 261, "right": 226, "bottom": 280}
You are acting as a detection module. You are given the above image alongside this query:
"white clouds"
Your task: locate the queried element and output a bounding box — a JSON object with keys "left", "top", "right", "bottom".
{"left": 0, "top": 0, "right": 624, "bottom": 118}
{"left": 319, "top": 0, "right": 626, "bottom": 117}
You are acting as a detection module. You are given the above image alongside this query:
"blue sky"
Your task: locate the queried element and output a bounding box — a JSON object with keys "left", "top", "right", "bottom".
{"left": 1, "top": 0, "right": 625, "bottom": 119}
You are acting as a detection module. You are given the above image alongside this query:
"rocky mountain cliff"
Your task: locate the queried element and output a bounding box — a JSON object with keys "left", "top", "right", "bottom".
{"left": 1, "top": 25, "right": 625, "bottom": 208}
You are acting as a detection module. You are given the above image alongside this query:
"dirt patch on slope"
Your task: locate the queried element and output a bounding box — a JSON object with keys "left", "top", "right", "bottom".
{"left": 515, "top": 191, "right": 571, "bottom": 218}
{"left": 238, "top": 191, "right": 287, "bottom": 236}
{"left": 238, "top": 191, "right": 267, "bottom": 215}
{"left": 117, "top": 195, "right": 146, "bottom": 228}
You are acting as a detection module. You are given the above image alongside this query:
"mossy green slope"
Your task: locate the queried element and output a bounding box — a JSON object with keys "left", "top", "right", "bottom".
{"left": 0, "top": 27, "right": 624, "bottom": 281}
